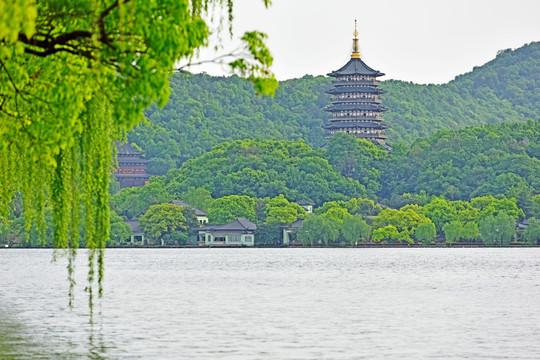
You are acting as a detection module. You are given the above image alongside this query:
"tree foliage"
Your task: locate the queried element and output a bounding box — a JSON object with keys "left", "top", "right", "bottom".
{"left": 380, "top": 121, "right": 540, "bottom": 212}
{"left": 139, "top": 203, "right": 188, "bottom": 242}
{"left": 521, "top": 218, "right": 540, "bottom": 245}
{"left": 206, "top": 195, "right": 256, "bottom": 224}
{"left": 326, "top": 133, "right": 388, "bottom": 196}
{"left": 0, "top": 0, "right": 277, "bottom": 308}
{"left": 478, "top": 213, "right": 516, "bottom": 246}
{"left": 127, "top": 42, "right": 540, "bottom": 177}
{"left": 264, "top": 194, "right": 306, "bottom": 224}
{"left": 341, "top": 215, "right": 371, "bottom": 246}
{"left": 297, "top": 215, "right": 339, "bottom": 246}
{"left": 162, "top": 139, "right": 367, "bottom": 204}
{"left": 414, "top": 222, "right": 436, "bottom": 246}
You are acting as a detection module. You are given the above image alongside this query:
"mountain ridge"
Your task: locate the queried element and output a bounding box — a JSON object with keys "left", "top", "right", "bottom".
{"left": 129, "top": 41, "right": 540, "bottom": 175}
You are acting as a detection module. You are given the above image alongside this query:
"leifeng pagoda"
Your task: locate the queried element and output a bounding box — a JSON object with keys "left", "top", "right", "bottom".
{"left": 114, "top": 143, "right": 151, "bottom": 188}
{"left": 324, "top": 21, "right": 389, "bottom": 148}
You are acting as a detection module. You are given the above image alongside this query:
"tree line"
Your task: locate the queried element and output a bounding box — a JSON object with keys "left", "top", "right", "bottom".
{"left": 129, "top": 42, "right": 540, "bottom": 176}
{"left": 3, "top": 120, "right": 539, "bottom": 247}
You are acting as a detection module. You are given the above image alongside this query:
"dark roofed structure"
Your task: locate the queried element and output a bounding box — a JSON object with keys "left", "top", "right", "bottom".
{"left": 171, "top": 200, "right": 207, "bottom": 217}
{"left": 200, "top": 218, "right": 256, "bottom": 233}
{"left": 124, "top": 219, "right": 145, "bottom": 244}
{"left": 296, "top": 200, "right": 314, "bottom": 214}
{"left": 324, "top": 21, "right": 389, "bottom": 149}
{"left": 117, "top": 143, "right": 144, "bottom": 156}
{"left": 327, "top": 57, "right": 384, "bottom": 77}
{"left": 282, "top": 219, "right": 304, "bottom": 245}
{"left": 171, "top": 200, "right": 209, "bottom": 226}
{"left": 198, "top": 218, "right": 256, "bottom": 246}
{"left": 114, "top": 143, "right": 151, "bottom": 189}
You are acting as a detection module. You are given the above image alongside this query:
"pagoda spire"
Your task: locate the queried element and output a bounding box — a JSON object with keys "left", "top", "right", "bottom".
{"left": 351, "top": 20, "right": 360, "bottom": 59}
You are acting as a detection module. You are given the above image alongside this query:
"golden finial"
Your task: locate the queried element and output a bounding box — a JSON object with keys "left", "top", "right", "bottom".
{"left": 351, "top": 20, "right": 360, "bottom": 59}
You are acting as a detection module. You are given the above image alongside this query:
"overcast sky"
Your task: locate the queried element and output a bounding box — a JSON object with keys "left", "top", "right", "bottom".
{"left": 185, "top": 0, "right": 540, "bottom": 84}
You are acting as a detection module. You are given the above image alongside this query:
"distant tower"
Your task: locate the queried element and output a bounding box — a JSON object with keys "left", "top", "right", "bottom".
{"left": 324, "top": 21, "right": 389, "bottom": 148}
{"left": 114, "top": 143, "right": 151, "bottom": 188}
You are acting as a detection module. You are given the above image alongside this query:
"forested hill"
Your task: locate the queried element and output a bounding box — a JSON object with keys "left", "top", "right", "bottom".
{"left": 383, "top": 41, "right": 540, "bottom": 141}
{"left": 130, "top": 41, "right": 540, "bottom": 174}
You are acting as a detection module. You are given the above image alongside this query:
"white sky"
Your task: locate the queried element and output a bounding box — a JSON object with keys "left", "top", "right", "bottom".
{"left": 185, "top": 0, "right": 540, "bottom": 85}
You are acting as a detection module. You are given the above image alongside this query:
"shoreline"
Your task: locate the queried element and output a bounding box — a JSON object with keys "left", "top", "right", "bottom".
{"left": 2, "top": 243, "right": 537, "bottom": 249}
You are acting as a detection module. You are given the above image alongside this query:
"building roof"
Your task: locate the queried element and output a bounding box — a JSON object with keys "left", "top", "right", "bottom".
{"left": 199, "top": 218, "right": 256, "bottom": 232}
{"left": 296, "top": 200, "right": 315, "bottom": 206}
{"left": 171, "top": 200, "right": 208, "bottom": 216}
{"left": 325, "top": 104, "right": 387, "bottom": 112}
{"left": 328, "top": 58, "right": 384, "bottom": 77}
{"left": 283, "top": 218, "right": 304, "bottom": 230}
{"left": 515, "top": 219, "right": 530, "bottom": 229}
{"left": 125, "top": 220, "right": 143, "bottom": 234}
{"left": 117, "top": 143, "right": 144, "bottom": 156}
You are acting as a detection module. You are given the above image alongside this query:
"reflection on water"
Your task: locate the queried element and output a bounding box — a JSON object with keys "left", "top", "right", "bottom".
{"left": 1, "top": 248, "right": 540, "bottom": 359}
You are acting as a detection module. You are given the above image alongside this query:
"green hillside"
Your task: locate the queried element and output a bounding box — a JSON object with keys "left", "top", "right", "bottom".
{"left": 129, "top": 42, "right": 540, "bottom": 174}
{"left": 114, "top": 121, "right": 539, "bottom": 222}
{"left": 383, "top": 42, "right": 540, "bottom": 142}
{"left": 379, "top": 120, "right": 540, "bottom": 216}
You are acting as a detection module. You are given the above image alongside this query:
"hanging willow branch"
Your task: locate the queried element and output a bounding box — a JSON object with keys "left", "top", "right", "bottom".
{"left": 0, "top": 0, "right": 276, "bottom": 314}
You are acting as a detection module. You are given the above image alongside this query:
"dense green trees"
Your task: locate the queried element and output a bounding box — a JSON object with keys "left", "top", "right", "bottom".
{"left": 109, "top": 212, "right": 132, "bottom": 245}
{"left": 139, "top": 204, "right": 188, "bottom": 244}
{"left": 478, "top": 213, "right": 516, "bottom": 246}
{"left": 326, "top": 133, "right": 388, "bottom": 197}
{"left": 162, "top": 139, "right": 367, "bottom": 204}
{"left": 126, "top": 42, "right": 540, "bottom": 178}
{"left": 342, "top": 215, "right": 371, "bottom": 246}
{"left": 207, "top": 195, "right": 257, "bottom": 224}
{"left": 414, "top": 222, "right": 437, "bottom": 246}
{"left": 131, "top": 74, "right": 330, "bottom": 169}
{"left": 521, "top": 219, "right": 540, "bottom": 245}
{"left": 263, "top": 195, "right": 307, "bottom": 224}
{"left": 297, "top": 215, "right": 339, "bottom": 246}
{"left": 110, "top": 178, "right": 172, "bottom": 219}
{"left": 0, "top": 0, "right": 278, "bottom": 307}
{"left": 379, "top": 121, "right": 540, "bottom": 213}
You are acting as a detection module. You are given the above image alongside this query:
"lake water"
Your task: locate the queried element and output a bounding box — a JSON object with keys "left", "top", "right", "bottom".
{"left": 1, "top": 248, "right": 539, "bottom": 359}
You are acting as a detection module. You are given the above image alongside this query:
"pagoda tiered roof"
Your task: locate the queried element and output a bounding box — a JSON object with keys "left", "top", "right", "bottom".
{"left": 326, "top": 87, "right": 386, "bottom": 95}
{"left": 325, "top": 104, "right": 387, "bottom": 112}
{"left": 117, "top": 158, "right": 152, "bottom": 164}
{"left": 117, "top": 142, "right": 144, "bottom": 156}
{"left": 323, "top": 122, "right": 388, "bottom": 130}
{"left": 322, "top": 21, "right": 389, "bottom": 149}
{"left": 327, "top": 58, "right": 384, "bottom": 77}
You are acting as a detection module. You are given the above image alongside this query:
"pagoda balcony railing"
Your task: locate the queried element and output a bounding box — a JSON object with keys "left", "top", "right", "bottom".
{"left": 332, "top": 97, "right": 382, "bottom": 104}
{"left": 330, "top": 115, "right": 384, "bottom": 121}
{"left": 332, "top": 79, "right": 380, "bottom": 86}
{"left": 328, "top": 130, "right": 388, "bottom": 139}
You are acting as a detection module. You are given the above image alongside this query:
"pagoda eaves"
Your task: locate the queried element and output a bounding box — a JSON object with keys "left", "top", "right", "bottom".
{"left": 323, "top": 21, "right": 389, "bottom": 149}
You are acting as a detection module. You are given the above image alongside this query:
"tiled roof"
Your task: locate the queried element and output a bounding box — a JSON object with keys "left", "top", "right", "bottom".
{"left": 323, "top": 122, "right": 387, "bottom": 130}
{"left": 125, "top": 220, "right": 143, "bottom": 233}
{"left": 328, "top": 58, "right": 384, "bottom": 77}
{"left": 325, "top": 104, "right": 387, "bottom": 112}
{"left": 117, "top": 143, "right": 144, "bottom": 156}
{"left": 326, "top": 87, "right": 386, "bottom": 95}
{"left": 171, "top": 200, "right": 207, "bottom": 216}
{"left": 199, "top": 218, "right": 256, "bottom": 232}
